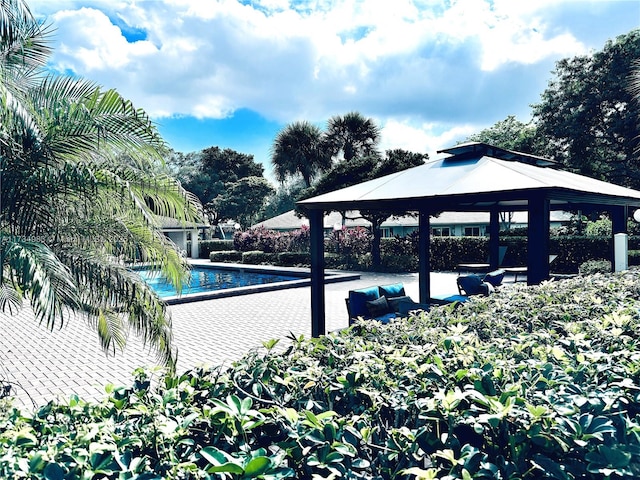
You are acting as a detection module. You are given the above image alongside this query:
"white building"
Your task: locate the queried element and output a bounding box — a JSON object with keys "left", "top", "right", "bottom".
{"left": 254, "top": 209, "right": 572, "bottom": 237}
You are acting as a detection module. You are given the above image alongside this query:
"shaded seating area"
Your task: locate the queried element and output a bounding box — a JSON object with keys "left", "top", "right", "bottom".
{"left": 346, "top": 282, "right": 430, "bottom": 324}
{"left": 299, "top": 142, "right": 640, "bottom": 337}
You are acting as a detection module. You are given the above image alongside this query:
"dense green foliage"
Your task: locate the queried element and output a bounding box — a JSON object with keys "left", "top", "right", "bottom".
{"left": 169, "top": 146, "right": 271, "bottom": 228}
{"left": 271, "top": 121, "right": 332, "bottom": 188}
{"left": 0, "top": 0, "right": 201, "bottom": 365}
{"left": 3, "top": 271, "right": 640, "bottom": 478}
{"left": 465, "top": 115, "right": 541, "bottom": 154}
{"left": 533, "top": 30, "right": 640, "bottom": 187}
{"left": 470, "top": 30, "right": 640, "bottom": 190}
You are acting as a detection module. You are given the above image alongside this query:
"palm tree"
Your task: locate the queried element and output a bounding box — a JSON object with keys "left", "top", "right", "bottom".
{"left": 270, "top": 120, "right": 331, "bottom": 188}
{"left": 0, "top": 0, "right": 202, "bottom": 368}
{"left": 325, "top": 111, "right": 381, "bottom": 162}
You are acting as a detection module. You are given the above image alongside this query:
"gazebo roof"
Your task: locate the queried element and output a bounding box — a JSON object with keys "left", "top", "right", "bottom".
{"left": 298, "top": 143, "right": 640, "bottom": 212}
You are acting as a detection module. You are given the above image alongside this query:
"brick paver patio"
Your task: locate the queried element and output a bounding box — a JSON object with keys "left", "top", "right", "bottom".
{"left": 0, "top": 269, "right": 459, "bottom": 409}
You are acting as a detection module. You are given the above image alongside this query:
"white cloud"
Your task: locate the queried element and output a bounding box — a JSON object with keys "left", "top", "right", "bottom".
{"left": 52, "top": 7, "right": 157, "bottom": 71}
{"left": 380, "top": 119, "right": 478, "bottom": 160}
{"left": 33, "top": 0, "right": 635, "bottom": 130}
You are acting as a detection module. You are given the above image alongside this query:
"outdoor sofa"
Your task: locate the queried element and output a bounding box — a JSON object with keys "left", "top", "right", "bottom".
{"left": 347, "top": 271, "right": 504, "bottom": 324}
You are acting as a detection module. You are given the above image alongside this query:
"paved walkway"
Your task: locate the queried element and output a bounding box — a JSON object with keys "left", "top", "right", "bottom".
{"left": 0, "top": 269, "right": 460, "bottom": 410}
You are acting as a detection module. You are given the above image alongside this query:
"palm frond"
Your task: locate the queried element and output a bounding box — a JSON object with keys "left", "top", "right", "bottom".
{"left": 0, "top": 282, "right": 22, "bottom": 314}
{"left": 0, "top": 235, "right": 79, "bottom": 328}
{"left": 58, "top": 250, "right": 176, "bottom": 367}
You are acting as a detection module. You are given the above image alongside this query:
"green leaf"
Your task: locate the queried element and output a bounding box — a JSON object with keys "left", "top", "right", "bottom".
{"left": 244, "top": 456, "right": 271, "bottom": 476}
{"left": 200, "top": 446, "right": 234, "bottom": 466}
{"left": 43, "top": 463, "right": 65, "bottom": 480}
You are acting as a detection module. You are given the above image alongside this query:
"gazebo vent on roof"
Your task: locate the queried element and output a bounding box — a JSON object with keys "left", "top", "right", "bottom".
{"left": 438, "top": 142, "right": 558, "bottom": 167}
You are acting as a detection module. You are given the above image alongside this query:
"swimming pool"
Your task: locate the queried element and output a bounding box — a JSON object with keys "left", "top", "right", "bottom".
{"left": 136, "top": 263, "right": 360, "bottom": 304}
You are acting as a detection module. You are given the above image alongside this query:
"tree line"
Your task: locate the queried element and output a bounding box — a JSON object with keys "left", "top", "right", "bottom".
{"left": 172, "top": 28, "right": 640, "bottom": 238}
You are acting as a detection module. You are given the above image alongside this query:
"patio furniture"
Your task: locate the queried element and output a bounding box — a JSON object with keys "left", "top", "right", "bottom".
{"left": 457, "top": 246, "right": 508, "bottom": 273}
{"left": 456, "top": 274, "right": 493, "bottom": 296}
{"left": 431, "top": 269, "right": 503, "bottom": 305}
{"left": 346, "top": 282, "right": 429, "bottom": 325}
{"left": 504, "top": 255, "right": 558, "bottom": 282}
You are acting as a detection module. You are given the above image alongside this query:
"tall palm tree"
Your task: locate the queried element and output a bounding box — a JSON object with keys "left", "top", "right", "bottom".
{"left": 325, "top": 111, "right": 381, "bottom": 162}
{"left": 270, "top": 120, "right": 331, "bottom": 188}
{"left": 0, "top": 0, "right": 202, "bottom": 368}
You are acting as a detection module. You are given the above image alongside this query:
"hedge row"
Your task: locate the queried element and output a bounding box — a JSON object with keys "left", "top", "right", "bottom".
{"left": 4, "top": 270, "right": 640, "bottom": 478}
{"left": 209, "top": 250, "right": 312, "bottom": 267}
{"left": 206, "top": 234, "right": 638, "bottom": 273}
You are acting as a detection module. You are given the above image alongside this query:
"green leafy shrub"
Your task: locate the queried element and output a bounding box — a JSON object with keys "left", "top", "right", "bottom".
{"left": 585, "top": 217, "right": 613, "bottom": 236}
{"left": 277, "top": 252, "right": 310, "bottom": 267}
{"left": 209, "top": 250, "right": 242, "bottom": 262}
{"left": 324, "top": 252, "right": 342, "bottom": 268}
{"left": 430, "top": 236, "right": 488, "bottom": 270}
{"left": 579, "top": 259, "right": 612, "bottom": 274}
{"left": 242, "top": 250, "right": 278, "bottom": 264}
{"left": 200, "top": 239, "right": 234, "bottom": 254}
{"left": 630, "top": 250, "right": 640, "bottom": 266}
{"left": 5, "top": 271, "right": 640, "bottom": 478}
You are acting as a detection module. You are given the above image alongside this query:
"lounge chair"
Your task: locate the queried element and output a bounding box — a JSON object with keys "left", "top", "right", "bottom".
{"left": 457, "top": 246, "right": 507, "bottom": 273}
{"left": 346, "top": 282, "right": 429, "bottom": 325}
{"left": 431, "top": 269, "right": 503, "bottom": 304}
{"left": 503, "top": 255, "right": 558, "bottom": 282}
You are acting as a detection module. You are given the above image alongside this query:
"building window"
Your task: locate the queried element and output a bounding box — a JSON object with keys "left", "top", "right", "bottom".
{"left": 432, "top": 227, "right": 451, "bottom": 237}
{"left": 464, "top": 226, "right": 481, "bottom": 236}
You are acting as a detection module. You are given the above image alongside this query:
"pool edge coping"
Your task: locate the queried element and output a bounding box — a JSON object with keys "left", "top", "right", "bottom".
{"left": 162, "top": 261, "right": 361, "bottom": 305}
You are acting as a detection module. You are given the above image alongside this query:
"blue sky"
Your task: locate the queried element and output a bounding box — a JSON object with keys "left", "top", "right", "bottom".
{"left": 29, "top": 0, "right": 640, "bottom": 183}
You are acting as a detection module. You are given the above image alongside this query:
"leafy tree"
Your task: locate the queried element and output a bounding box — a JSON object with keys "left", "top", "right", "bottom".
{"left": 532, "top": 29, "right": 640, "bottom": 187}
{"left": 0, "top": 0, "right": 202, "bottom": 367}
{"left": 211, "top": 176, "right": 274, "bottom": 228}
{"left": 260, "top": 178, "right": 308, "bottom": 221}
{"left": 271, "top": 121, "right": 331, "bottom": 188}
{"left": 325, "top": 111, "right": 381, "bottom": 162}
{"left": 465, "top": 115, "right": 543, "bottom": 154}
{"left": 169, "top": 146, "right": 267, "bottom": 227}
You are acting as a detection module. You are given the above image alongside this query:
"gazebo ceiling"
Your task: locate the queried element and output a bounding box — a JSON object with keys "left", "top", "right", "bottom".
{"left": 298, "top": 143, "right": 640, "bottom": 213}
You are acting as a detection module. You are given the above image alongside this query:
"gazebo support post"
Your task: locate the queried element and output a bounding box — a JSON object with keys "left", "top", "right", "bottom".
{"left": 309, "top": 209, "right": 325, "bottom": 337}
{"left": 610, "top": 205, "right": 628, "bottom": 269}
{"left": 489, "top": 209, "right": 500, "bottom": 270}
{"left": 527, "top": 195, "right": 550, "bottom": 285}
{"left": 419, "top": 211, "right": 431, "bottom": 303}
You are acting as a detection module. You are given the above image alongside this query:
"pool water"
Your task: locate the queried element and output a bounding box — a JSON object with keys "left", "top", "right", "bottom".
{"left": 137, "top": 266, "right": 302, "bottom": 298}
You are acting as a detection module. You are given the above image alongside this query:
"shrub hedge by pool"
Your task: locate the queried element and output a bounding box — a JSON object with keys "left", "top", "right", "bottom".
{"left": 2, "top": 270, "right": 640, "bottom": 478}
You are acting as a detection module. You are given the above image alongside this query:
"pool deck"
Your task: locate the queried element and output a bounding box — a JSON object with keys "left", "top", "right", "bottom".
{"left": 0, "top": 265, "right": 461, "bottom": 409}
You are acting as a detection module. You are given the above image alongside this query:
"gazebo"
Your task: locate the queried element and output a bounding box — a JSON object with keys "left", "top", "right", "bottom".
{"left": 297, "top": 142, "right": 640, "bottom": 337}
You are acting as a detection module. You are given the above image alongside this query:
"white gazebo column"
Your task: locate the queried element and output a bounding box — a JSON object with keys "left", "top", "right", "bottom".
{"left": 611, "top": 205, "right": 628, "bottom": 271}
{"left": 180, "top": 231, "right": 188, "bottom": 257}
{"left": 191, "top": 229, "right": 199, "bottom": 259}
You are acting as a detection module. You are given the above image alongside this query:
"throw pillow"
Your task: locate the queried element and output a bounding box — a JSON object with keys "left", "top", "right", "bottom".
{"left": 366, "top": 296, "right": 390, "bottom": 317}
{"left": 379, "top": 283, "right": 405, "bottom": 299}
{"left": 387, "top": 295, "right": 414, "bottom": 312}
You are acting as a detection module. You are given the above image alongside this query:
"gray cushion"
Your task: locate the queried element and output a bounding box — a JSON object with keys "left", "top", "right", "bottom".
{"left": 387, "top": 295, "right": 414, "bottom": 312}
{"left": 366, "top": 296, "right": 390, "bottom": 317}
